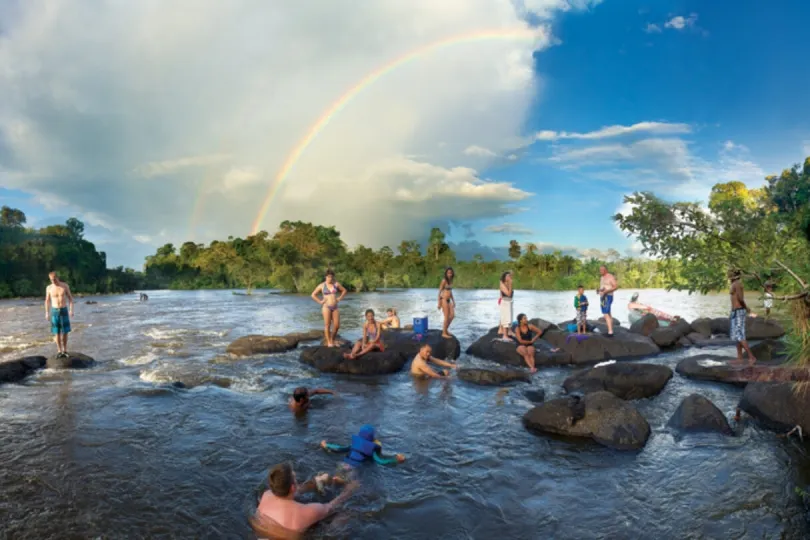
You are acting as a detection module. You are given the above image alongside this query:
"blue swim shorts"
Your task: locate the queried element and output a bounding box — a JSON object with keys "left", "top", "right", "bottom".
{"left": 50, "top": 307, "right": 71, "bottom": 334}
{"left": 600, "top": 294, "right": 613, "bottom": 315}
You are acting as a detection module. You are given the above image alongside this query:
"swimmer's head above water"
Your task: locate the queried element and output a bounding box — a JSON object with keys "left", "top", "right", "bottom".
{"left": 268, "top": 462, "right": 296, "bottom": 497}
{"left": 292, "top": 387, "right": 309, "bottom": 405}
{"left": 418, "top": 343, "right": 432, "bottom": 359}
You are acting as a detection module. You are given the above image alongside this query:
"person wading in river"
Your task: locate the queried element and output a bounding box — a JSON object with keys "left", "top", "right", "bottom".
{"left": 288, "top": 386, "right": 336, "bottom": 414}
{"left": 45, "top": 271, "right": 74, "bottom": 357}
{"left": 729, "top": 269, "right": 758, "bottom": 366}
{"left": 250, "top": 462, "right": 357, "bottom": 539}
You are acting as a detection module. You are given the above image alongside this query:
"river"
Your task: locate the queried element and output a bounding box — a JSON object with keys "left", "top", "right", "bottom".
{"left": 0, "top": 288, "right": 808, "bottom": 539}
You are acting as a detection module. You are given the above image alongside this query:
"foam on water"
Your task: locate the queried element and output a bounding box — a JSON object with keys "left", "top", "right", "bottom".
{"left": 119, "top": 351, "right": 159, "bottom": 366}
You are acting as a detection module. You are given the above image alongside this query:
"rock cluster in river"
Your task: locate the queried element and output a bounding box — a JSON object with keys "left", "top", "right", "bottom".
{"left": 0, "top": 352, "right": 97, "bottom": 385}
{"left": 563, "top": 362, "right": 673, "bottom": 400}
{"left": 226, "top": 330, "right": 323, "bottom": 356}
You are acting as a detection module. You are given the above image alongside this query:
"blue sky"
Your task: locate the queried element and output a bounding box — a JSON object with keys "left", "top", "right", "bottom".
{"left": 1, "top": 0, "right": 809, "bottom": 268}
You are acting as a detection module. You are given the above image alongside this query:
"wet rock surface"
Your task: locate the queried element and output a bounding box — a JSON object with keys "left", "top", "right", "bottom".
{"left": 46, "top": 352, "right": 96, "bottom": 370}
{"left": 299, "top": 346, "right": 408, "bottom": 375}
{"left": 739, "top": 382, "right": 810, "bottom": 433}
{"left": 667, "top": 394, "right": 733, "bottom": 435}
{"left": 563, "top": 362, "right": 673, "bottom": 400}
{"left": 457, "top": 368, "right": 531, "bottom": 386}
{"left": 0, "top": 356, "right": 47, "bottom": 384}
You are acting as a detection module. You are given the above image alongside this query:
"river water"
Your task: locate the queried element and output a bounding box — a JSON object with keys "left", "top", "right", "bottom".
{"left": 1, "top": 288, "right": 808, "bottom": 539}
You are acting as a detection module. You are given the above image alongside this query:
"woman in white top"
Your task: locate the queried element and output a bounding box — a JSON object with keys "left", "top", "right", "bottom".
{"left": 498, "top": 271, "right": 514, "bottom": 341}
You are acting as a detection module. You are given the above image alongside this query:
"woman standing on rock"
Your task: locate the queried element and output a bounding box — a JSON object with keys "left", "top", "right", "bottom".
{"left": 497, "top": 271, "right": 514, "bottom": 341}
{"left": 438, "top": 267, "right": 456, "bottom": 339}
{"left": 311, "top": 270, "right": 346, "bottom": 347}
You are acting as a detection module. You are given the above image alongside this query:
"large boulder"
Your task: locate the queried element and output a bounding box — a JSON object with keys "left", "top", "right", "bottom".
{"left": 710, "top": 317, "right": 731, "bottom": 335}
{"left": 563, "top": 362, "right": 673, "bottom": 400}
{"left": 746, "top": 318, "right": 785, "bottom": 340}
{"left": 284, "top": 329, "right": 326, "bottom": 343}
{"left": 650, "top": 327, "right": 681, "bottom": 348}
{"left": 457, "top": 368, "right": 531, "bottom": 386}
{"left": 299, "top": 346, "right": 407, "bottom": 375}
{"left": 667, "top": 394, "right": 733, "bottom": 435}
{"left": 524, "top": 389, "right": 546, "bottom": 403}
{"left": 690, "top": 318, "right": 712, "bottom": 338}
{"left": 750, "top": 339, "right": 787, "bottom": 363}
{"left": 688, "top": 336, "right": 739, "bottom": 348}
{"left": 541, "top": 329, "right": 660, "bottom": 364}
{"left": 381, "top": 329, "right": 460, "bottom": 360}
{"left": 0, "top": 356, "right": 47, "bottom": 384}
{"left": 739, "top": 382, "right": 810, "bottom": 433}
{"left": 522, "top": 391, "right": 651, "bottom": 450}
{"left": 629, "top": 313, "right": 659, "bottom": 336}
{"left": 675, "top": 355, "right": 745, "bottom": 386}
{"left": 465, "top": 328, "right": 572, "bottom": 368}
{"left": 227, "top": 335, "right": 299, "bottom": 356}
{"left": 47, "top": 352, "right": 96, "bottom": 370}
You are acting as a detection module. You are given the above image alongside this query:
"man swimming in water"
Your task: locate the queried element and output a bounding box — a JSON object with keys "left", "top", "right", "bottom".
{"left": 45, "top": 271, "right": 74, "bottom": 357}
{"left": 410, "top": 343, "right": 456, "bottom": 379}
{"left": 289, "top": 386, "right": 336, "bottom": 414}
{"left": 250, "top": 462, "right": 357, "bottom": 539}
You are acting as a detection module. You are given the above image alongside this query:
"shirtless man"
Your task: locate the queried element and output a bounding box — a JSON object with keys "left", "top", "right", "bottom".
{"left": 288, "top": 386, "right": 335, "bottom": 414}
{"left": 597, "top": 266, "right": 618, "bottom": 337}
{"left": 250, "top": 462, "right": 356, "bottom": 539}
{"left": 45, "top": 271, "right": 74, "bottom": 357}
{"left": 410, "top": 344, "right": 457, "bottom": 379}
{"left": 729, "top": 270, "right": 757, "bottom": 365}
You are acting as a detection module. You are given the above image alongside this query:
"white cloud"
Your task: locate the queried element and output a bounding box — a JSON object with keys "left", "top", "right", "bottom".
{"left": 485, "top": 222, "right": 534, "bottom": 235}
{"left": 644, "top": 23, "right": 661, "bottom": 34}
{"left": 463, "top": 145, "right": 498, "bottom": 158}
{"left": 0, "top": 0, "right": 598, "bottom": 266}
{"left": 535, "top": 121, "right": 691, "bottom": 142}
{"left": 802, "top": 141, "right": 810, "bottom": 157}
{"left": 664, "top": 13, "right": 698, "bottom": 30}
{"left": 133, "top": 235, "right": 152, "bottom": 244}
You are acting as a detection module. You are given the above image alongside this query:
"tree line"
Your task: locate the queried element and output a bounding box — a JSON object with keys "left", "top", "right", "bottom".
{"left": 0, "top": 207, "right": 141, "bottom": 298}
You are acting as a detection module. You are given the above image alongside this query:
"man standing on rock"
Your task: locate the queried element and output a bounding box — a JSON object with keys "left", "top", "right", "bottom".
{"left": 729, "top": 269, "right": 757, "bottom": 365}
{"left": 598, "top": 266, "right": 618, "bottom": 337}
{"left": 45, "top": 271, "right": 74, "bottom": 358}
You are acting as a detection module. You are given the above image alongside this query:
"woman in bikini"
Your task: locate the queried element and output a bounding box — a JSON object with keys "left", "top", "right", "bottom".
{"left": 311, "top": 270, "right": 346, "bottom": 347}
{"left": 344, "top": 309, "right": 384, "bottom": 360}
{"left": 380, "top": 308, "right": 400, "bottom": 330}
{"left": 437, "top": 267, "right": 456, "bottom": 339}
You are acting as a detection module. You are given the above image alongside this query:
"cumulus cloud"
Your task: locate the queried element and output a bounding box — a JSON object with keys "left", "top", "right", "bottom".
{"left": 485, "top": 222, "right": 534, "bottom": 235}
{"left": 0, "top": 0, "right": 601, "bottom": 266}
{"left": 535, "top": 121, "right": 691, "bottom": 141}
{"left": 644, "top": 23, "right": 662, "bottom": 34}
{"left": 463, "top": 145, "right": 499, "bottom": 158}
{"left": 664, "top": 13, "right": 698, "bottom": 31}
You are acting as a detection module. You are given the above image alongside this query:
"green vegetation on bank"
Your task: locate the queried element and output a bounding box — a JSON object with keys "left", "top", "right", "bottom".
{"left": 142, "top": 221, "right": 678, "bottom": 294}
{"left": 0, "top": 207, "right": 141, "bottom": 298}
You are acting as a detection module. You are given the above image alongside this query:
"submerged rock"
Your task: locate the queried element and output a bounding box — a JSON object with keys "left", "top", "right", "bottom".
{"left": 667, "top": 394, "right": 733, "bottom": 435}
{"left": 299, "top": 346, "right": 408, "bottom": 375}
{"left": 46, "top": 352, "right": 96, "bottom": 370}
{"left": 563, "top": 362, "right": 673, "bottom": 400}
{"left": 457, "top": 367, "right": 531, "bottom": 386}
{"left": 0, "top": 356, "right": 47, "bottom": 384}
{"left": 523, "top": 391, "right": 651, "bottom": 450}
{"left": 523, "top": 389, "right": 546, "bottom": 403}
{"left": 739, "top": 382, "right": 810, "bottom": 434}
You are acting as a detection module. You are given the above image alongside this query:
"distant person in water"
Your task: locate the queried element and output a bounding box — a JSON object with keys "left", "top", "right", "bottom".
{"left": 438, "top": 267, "right": 456, "bottom": 338}
{"left": 311, "top": 270, "right": 347, "bottom": 348}
{"left": 597, "top": 266, "right": 618, "bottom": 337}
{"left": 729, "top": 269, "right": 757, "bottom": 365}
{"left": 763, "top": 282, "right": 775, "bottom": 319}
{"left": 410, "top": 343, "right": 456, "bottom": 379}
{"left": 289, "top": 386, "right": 336, "bottom": 414}
{"left": 627, "top": 292, "right": 679, "bottom": 323}
{"left": 380, "top": 308, "right": 400, "bottom": 330}
{"left": 139, "top": 292, "right": 148, "bottom": 302}
{"left": 321, "top": 424, "right": 405, "bottom": 469}
{"left": 497, "top": 271, "right": 514, "bottom": 341}
{"left": 513, "top": 313, "right": 560, "bottom": 372}
{"left": 344, "top": 309, "right": 384, "bottom": 360}
{"left": 250, "top": 462, "right": 357, "bottom": 539}
{"left": 574, "top": 285, "right": 589, "bottom": 335}
{"left": 45, "top": 271, "right": 74, "bottom": 358}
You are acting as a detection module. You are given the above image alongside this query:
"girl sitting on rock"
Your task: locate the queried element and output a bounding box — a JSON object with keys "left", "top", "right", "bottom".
{"left": 513, "top": 313, "right": 559, "bottom": 373}
{"left": 344, "top": 309, "right": 384, "bottom": 360}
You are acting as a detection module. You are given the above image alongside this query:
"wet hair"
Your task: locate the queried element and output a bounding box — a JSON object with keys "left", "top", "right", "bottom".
{"left": 365, "top": 309, "right": 375, "bottom": 317}
{"left": 444, "top": 267, "right": 454, "bottom": 283}
{"left": 268, "top": 463, "right": 294, "bottom": 497}
{"left": 501, "top": 271, "right": 512, "bottom": 283}
{"left": 292, "top": 387, "right": 308, "bottom": 403}
{"left": 517, "top": 313, "right": 527, "bottom": 324}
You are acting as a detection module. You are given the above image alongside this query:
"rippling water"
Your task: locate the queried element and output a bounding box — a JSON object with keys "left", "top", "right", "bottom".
{"left": 1, "top": 288, "right": 808, "bottom": 538}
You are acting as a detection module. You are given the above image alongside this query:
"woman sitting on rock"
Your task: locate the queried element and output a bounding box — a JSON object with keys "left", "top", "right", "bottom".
{"left": 380, "top": 308, "right": 400, "bottom": 330}
{"left": 311, "top": 270, "right": 347, "bottom": 348}
{"left": 344, "top": 309, "right": 384, "bottom": 360}
{"left": 513, "top": 314, "right": 558, "bottom": 373}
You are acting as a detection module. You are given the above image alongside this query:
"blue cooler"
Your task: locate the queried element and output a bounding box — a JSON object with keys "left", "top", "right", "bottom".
{"left": 413, "top": 316, "right": 428, "bottom": 335}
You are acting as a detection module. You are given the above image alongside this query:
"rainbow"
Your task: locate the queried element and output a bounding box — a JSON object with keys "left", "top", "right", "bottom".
{"left": 249, "top": 27, "right": 542, "bottom": 235}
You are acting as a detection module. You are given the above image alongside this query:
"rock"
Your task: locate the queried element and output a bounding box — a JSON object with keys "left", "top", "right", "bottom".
{"left": 0, "top": 356, "right": 47, "bottom": 384}
{"left": 670, "top": 318, "right": 694, "bottom": 338}
{"left": 750, "top": 339, "right": 787, "bottom": 363}
{"left": 381, "top": 329, "right": 461, "bottom": 360}
{"left": 227, "top": 335, "right": 299, "bottom": 356}
{"left": 457, "top": 368, "right": 531, "bottom": 386}
{"left": 598, "top": 317, "right": 622, "bottom": 326}
{"left": 284, "top": 329, "right": 326, "bottom": 343}
{"left": 688, "top": 336, "right": 739, "bottom": 348}
{"left": 675, "top": 355, "right": 744, "bottom": 386}
{"left": 691, "top": 318, "right": 712, "bottom": 338}
{"left": 563, "top": 362, "right": 673, "bottom": 400}
{"left": 85, "top": 300, "right": 98, "bottom": 305}
{"left": 746, "top": 318, "right": 785, "bottom": 340}
{"left": 650, "top": 327, "right": 681, "bottom": 348}
{"left": 686, "top": 332, "right": 705, "bottom": 343}
{"left": 710, "top": 317, "right": 731, "bottom": 335}
{"left": 465, "top": 328, "right": 572, "bottom": 368}
{"left": 319, "top": 336, "right": 351, "bottom": 347}
{"left": 542, "top": 330, "right": 660, "bottom": 364}
{"left": 523, "top": 389, "right": 546, "bottom": 403}
{"left": 299, "top": 346, "right": 407, "bottom": 375}
{"left": 667, "top": 394, "right": 733, "bottom": 435}
{"left": 522, "top": 391, "right": 651, "bottom": 450}
{"left": 677, "top": 336, "right": 693, "bottom": 348}
{"left": 629, "top": 313, "right": 659, "bottom": 336}
{"left": 739, "top": 382, "right": 810, "bottom": 433}
{"left": 46, "top": 352, "right": 96, "bottom": 370}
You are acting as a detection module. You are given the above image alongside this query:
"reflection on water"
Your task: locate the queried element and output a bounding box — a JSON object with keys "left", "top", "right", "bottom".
{"left": 0, "top": 288, "right": 807, "bottom": 538}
